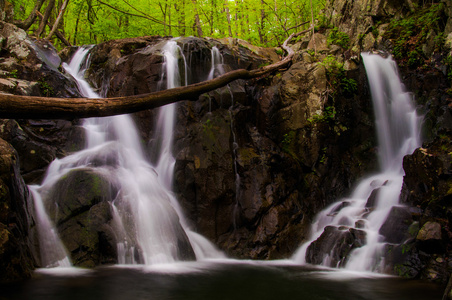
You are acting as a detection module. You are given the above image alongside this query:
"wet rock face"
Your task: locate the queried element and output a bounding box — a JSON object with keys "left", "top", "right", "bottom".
{"left": 79, "top": 30, "right": 376, "bottom": 259}
{"left": 379, "top": 206, "right": 414, "bottom": 244}
{"left": 0, "top": 21, "right": 84, "bottom": 184}
{"left": 305, "top": 226, "right": 366, "bottom": 267}
{"left": 0, "top": 119, "right": 85, "bottom": 183}
{"left": 43, "top": 168, "right": 117, "bottom": 267}
{"left": 399, "top": 137, "right": 452, "bottom": 282}
{"left": 0, "top": 138, "right": 36, "bottom": 282}
{"left": 170, "top": 38, "right": 376, "bottom": 258}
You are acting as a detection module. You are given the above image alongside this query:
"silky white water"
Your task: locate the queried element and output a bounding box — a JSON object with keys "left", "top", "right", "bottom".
{"left": 293, "top": 53, "right": 422, "bottom": 272}
{"left": 30, "top": 42, "right": 222, "bottom": 267}
{"left": 208, "top": 46, "right": 225, "bottom": 80}
{"left": 205, "top": 46, "right": 241, "bottom": 230}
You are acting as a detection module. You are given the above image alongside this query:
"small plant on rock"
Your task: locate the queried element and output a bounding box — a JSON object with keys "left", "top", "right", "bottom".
{"left": 38, "top": 78, "right": 54, "bottom": 97}
{"left": 327, "top": 27, "right": 350, "bottom": 49}
{"left": 320, "top": 55, "right": 357, "bottom": 98}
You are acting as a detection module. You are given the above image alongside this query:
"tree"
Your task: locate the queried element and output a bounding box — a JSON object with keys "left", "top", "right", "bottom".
{"left": 45, "top": 0, "right": 69, "bottom": 40}
{"left": 174, "top": 0, "right": 186, "bottom": 36}
{"left": 12, "top": 0, "right": 46, "bottom": 30}
{"left": 191, "top": 0, "right": 202, "bottom": 37}
{"left": 0, "top": 29, "right": 311, "bottom": 119}
{"left": 223, "top": 0, "right": 232, "bottom": 37}
{"left": 7, "top": 0, "right": 324, "bottom": 47}
{"left": 36, "top": 0, "right": 55, "bottom": 37}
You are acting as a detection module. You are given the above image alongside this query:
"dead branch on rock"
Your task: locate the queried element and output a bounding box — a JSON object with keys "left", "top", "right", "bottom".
{"left": 0, "top": 29, "right": 311, "bottom": 120}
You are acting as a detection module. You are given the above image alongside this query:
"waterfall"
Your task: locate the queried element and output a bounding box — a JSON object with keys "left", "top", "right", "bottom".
{"left": 208, "top": 46, "right": 225, "bottom": 80}
{"left": 30, "top": 41, "right": 222, "bottom": 268}
{"left": 293, "top": 53, "right": 422, "bottom": 272}
{"left": 29, "top": 187, "right": 71, "bottom": 267}
{"left": 206, "top": 46, "right": 241, "bottom": 230}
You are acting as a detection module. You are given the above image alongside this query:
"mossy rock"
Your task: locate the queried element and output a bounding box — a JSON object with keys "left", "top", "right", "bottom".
{"left": 44, "top": 169, "right": 118, "bottom": 267}
{"left": 46, "top": 168, "right": 116, "bottom": 225}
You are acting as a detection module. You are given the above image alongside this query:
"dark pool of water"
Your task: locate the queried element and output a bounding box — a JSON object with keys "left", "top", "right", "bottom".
{"left": 0, "top": 260, "right": 443, "bottom": 300}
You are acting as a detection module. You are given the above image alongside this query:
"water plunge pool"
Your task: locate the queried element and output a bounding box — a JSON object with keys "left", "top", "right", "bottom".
{"left": 1, "top": 260, "right": 443, "bottom": 300}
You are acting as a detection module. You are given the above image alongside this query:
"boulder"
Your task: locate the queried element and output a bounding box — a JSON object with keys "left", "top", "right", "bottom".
{"left": 305, "top": 225, "right": 366, "bottom": 267}
{"left": 379, "top": 206, "right": 414, "bottom": 244}
{"left": 308, "top": 33, "right": 329, "bottom": 52}
{"left": 417, "top": 221, "right": 443, "bottom": 241}
{"left": 44, "top": 168, "right": 117, "bottom": 267}
{"left": 416, "top": 221, "right": 445, "bottom": 254}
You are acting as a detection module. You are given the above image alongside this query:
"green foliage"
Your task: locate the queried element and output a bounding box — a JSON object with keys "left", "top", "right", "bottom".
{"left": 38, "top": 78, "right": 54, "bottom": 97}
{"left": 444, "top": 55, "right": 452, "bottom": 82}
{"left": 320, "top": 55, "right": 357, "bottom": 97}
{"left": 447, "top": 88, "right": 452, "bottom": 97}
{"left": 202, "top": 118, "right": 213, "bottom": 134}
{"left": 281, "top": 130, "right": 302, "bottom": 162}
{"left": 281, "top": 131, "right": 296, "bottom": 153}
{"left": 340, "top": 77, "right": 357, "bottom": 96}
{"left": 371, "top": 26, "right": 379, "bottom": 38}
{"left": 315, "top": 14, "right": 333, "bottom": 32}
{"left": 11, "top": 0, "right": 327, "bottom": 48}
{"left": 319, "top": 147, "right": 327, "bottom": 163}
{"left": 320, "top": 55, "right": 343, "bottom": 76}
{"left": 9, "top": 69, "right": 18, "bottom": 78}
{"left": 357, "top": 33, "right": 365, "bottom": 43}
{"left": 327, "top": 27, "right": 350, "bottom": 49}
{"left": 308, "top": 106, "right": 336, "bottom": 124}
{"left": 384, "top": 3, "right": 447, "bottom": 68}
{"left": 275, "top": 48, "right": 285, "bottom": 56}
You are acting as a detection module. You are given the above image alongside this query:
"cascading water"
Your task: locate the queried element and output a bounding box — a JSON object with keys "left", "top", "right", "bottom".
{"left": 28, "top": 187, "right": 71, "bottom": 267}
{"left": 208, "top": 46, "right": 225, "bottom": 80}
{"left": 293, "top": 53, "right": 422, "bottom": 272}
{"left": 206, "top": 46, "right": 241, "bottom": 230}
{"left": 153, "top": 40, "right": 223, "bottom": 260}
{"left": 30, "top": 41, "right": 222, "bottom": 268}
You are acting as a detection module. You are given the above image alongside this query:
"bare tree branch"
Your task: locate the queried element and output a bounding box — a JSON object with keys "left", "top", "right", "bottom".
{"left": 98, "top": 0, "right": 186, "bottom": 29}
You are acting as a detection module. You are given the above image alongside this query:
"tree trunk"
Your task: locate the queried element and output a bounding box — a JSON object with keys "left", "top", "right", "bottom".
{"left": 36, "top": 11, "right": 71, "bottom": 46}
{"left": 258, "top": 0, "right": 265, "bottom": 44}
{"left": 36, "top": 0, "right": 55, "bottom": 37}
{"left": 191, "top": 0, "right": 202, "bottom": 37}
{"left": 0, "top": 30, "right": 310, "bottom": 120}
{"left": 73, "top": 9, "right": 81, "bottom": 44}
{"left": 168, "top": 4, "right": 171, "bottom": 36}
{"left": 223, "top": 0, "right": 232, "bottom": 37}
{"left": 158, "top": 3, "right": 167, "bottom": 36}
{"left": 174, "top": 0, "right": 186, "bottom": 36}
{"left": 45, "top": 0, "right": 69, "bottom": 40}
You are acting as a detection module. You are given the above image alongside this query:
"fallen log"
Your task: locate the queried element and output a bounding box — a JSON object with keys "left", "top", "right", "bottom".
{"left": 0, "top": 29, "right": 311, "bottom": 120}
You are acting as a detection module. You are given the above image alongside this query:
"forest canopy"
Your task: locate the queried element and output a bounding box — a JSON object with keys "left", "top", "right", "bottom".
{"left": 8, "top": 0, "right": 325, "bottom": 48}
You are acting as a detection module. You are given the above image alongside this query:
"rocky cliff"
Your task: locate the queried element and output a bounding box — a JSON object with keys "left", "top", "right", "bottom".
{"left": 301, "top": 0, "right": 452, "bottom": 286}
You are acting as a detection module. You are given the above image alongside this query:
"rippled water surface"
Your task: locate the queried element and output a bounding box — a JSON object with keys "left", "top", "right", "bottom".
{"left": 1, "top": 260, "right": 443, "bottom": 300}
